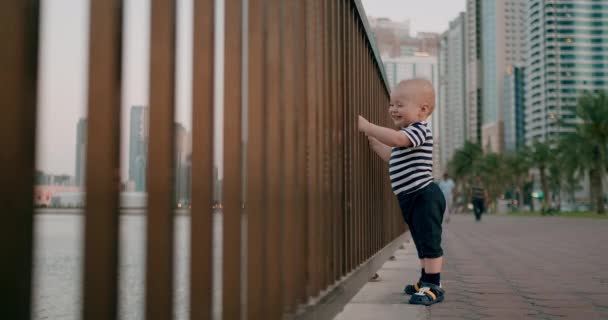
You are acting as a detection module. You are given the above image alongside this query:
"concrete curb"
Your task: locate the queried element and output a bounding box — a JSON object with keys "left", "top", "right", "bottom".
{"left": 333, "top": 234, "right": 429, "bottom": 320}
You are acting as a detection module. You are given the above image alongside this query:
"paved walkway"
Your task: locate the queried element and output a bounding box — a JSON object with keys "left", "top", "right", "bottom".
{"left": 335, "top": 214, "right": 608, "bottom": 320}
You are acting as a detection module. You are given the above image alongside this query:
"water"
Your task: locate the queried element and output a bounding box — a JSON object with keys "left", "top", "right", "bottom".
{"left": 32, "top": 211, "right": 222, "bottom": 320}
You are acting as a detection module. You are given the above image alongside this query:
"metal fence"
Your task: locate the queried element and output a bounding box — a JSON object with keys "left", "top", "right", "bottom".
{"left": 3, "top": 0, "right": 406, "bottom": 319}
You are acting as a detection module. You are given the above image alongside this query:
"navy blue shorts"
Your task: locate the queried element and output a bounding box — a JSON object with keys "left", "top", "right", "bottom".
{"left": 397, "top": 183, "right": 446, "bottom": 259}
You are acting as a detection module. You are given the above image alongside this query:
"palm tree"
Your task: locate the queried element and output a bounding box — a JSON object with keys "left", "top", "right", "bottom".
{"left": 448, "top": 141, "right": 483, "bottom": 201}
{"left": 572, "top": 91, "right": 608, "bottom": 213}
{"left": 528, "top": 140, "right": 553, "bottom": 212}
{"left": 477, "top": 153, "right": 509, "bottom": 212}
{"left": 556, "top": 134, "right": 584, "bottom": 204}
{"left": 448, "top": 141, "right": 482, "bottom": 179}
{"left": 504, "top": 149, "right": 531, "bottom": 210}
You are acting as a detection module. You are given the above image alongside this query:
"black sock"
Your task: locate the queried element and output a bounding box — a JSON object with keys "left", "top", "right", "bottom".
{"left": 425, "top": 272, "right": 441, "bottom": 286}
{"left": 420, "top": 268, "right": 426, "bottom": 282}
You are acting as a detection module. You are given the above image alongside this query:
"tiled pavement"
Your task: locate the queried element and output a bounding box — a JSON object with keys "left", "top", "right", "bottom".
{"left": 335, "top": 214, "right": 608, "bottom": 320}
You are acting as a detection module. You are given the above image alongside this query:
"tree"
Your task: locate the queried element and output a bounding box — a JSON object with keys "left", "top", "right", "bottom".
{"left": 572, "top": 91, "right": 608, "bottom": 213}
{"left": 448, "top": 141, "right": 483, "bottom": 201}
{"left": 476, "top": 153, "right": 509, "bottom": 212}
{"left": 504, "top": 149, "right": 531, "bottom": 210}
{"left": 556, "top": 134, "right": 584, "bottom": 204}
{"left": 528, "top": 140, "right": 553, "bottom": 212}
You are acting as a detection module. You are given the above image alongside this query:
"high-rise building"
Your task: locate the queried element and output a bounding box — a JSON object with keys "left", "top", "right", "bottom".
{"left": 438, "top": 13, "right": 467, "bottom": 170}
{"left": 465, "top": 0, "right": 483, "bottom": 144}
{"left": 525, "top": 0, "right": 608, "bottom": 144}
{"left": 369, "top": 17, "right": 411, "bottom": 57}
{"left": 383, "top": 56, "right": 439, "bottom": 90}
{"left": 369, "top": 17, "right": 440, "bottom": 57}
{"left": 481, "top": 0, "right": 527, "bottom": 152}
{"left": 175, "top": 123, "right": 192, "bottom": 206}
{"left": 503, "top": 66, "right": 526, "bottom": 152}
{"left": 75, "top": 118, "right": 87, "bottom": 187}
{"left": 129, "top": 106, "right": 149, "bottom": 192}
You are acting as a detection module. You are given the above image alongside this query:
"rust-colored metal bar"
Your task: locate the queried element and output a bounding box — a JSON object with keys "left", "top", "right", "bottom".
{"left": 294, "top": 0, "right": 309, "bottom": 305}
{"left": 371, "top": 67, "right": 376, "bottom": 254}
{"left": 367, "top": 51, "right": 373, "bottom": 258}
{"left": 354, "top": 11, "right": 360, "bottom": 268}
{"left": 342, "top": 1, "right": 349, "bottom": 275}
{"left": 318, "top": 0, "right": 325, "bottom": 290}
{"left": 328, "top": 0, "right": 336, "bottom": 284}
{"left": 353, "top": 6, "right": 359, "bottom": 269}
{"left": 222, "top": 0, "right": 243, "bottom": 318}
{"left": 1, "top": 2, "right": 39, "bottom": 319}
{"left": 81, "top": 1, "right": 123, "bottom": 319}
{"left": 145, "top": 0, "right": 176, "bottom": 318}
{"left": 346, "top": 3, "right": 354, "bottom": 273}
{"left": 326, "top": 0, "right": 333, "bottom": 287}
{"left": 363, "top": 29, "right": 371, "bottom": 260}
{"left": 281, "top": 0, "right": 297, "bottom": 312}
{"left": 265, "top": 0, "right": 284, "bottom": 317}
{"left": 337, "top": 0, "right": 343, "bottom": 280}
{"left": 306, "top": 0, "right": 321, "bottom": 298}
{"left": 334, "top": 0, "right": 342, "bottom": 282}
{"left": 247, "top": 0, "right": 266, "bottom": 318}
{"left": 363, "top": 45, "right": 368, "bottom": 260}
{"left": 337, "top": 0, "right": 344, "bottom": 278}
{"left": 316, "top": 0, "right": 325, "bottom": 294}
{"left": 190, "top": 0, "right": 214, "bottom": 318}
{"left": 357, "top": 24, "right": 364, "bottom": 266}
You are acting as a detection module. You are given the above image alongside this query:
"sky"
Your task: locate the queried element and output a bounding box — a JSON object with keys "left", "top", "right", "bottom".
{"left": 361, "top": 0, "right": 466, "bottom": 35}
{"left": 36, "top": 0, "right": 463, "bottom": 180}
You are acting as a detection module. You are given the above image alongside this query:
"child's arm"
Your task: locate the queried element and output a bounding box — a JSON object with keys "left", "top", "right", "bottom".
{"left": 357, "top": 115, "right": 412, "bottom": 148}
{"left": 368, "top": 136, "right": 391, "bottom": 162}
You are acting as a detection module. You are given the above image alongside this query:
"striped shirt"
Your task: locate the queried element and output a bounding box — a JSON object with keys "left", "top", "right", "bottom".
{"left": 389, "top": 121, "right": 433, "bottom": 195}
{"left": 471, "top": 184, "right": 485, "bottom": 200}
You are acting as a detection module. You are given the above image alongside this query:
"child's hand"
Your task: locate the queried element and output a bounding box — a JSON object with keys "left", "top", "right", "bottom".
{"left": 358, "top": 115, "right": 369, "bottom": 134}
{"left": 368, "top": 136, "right": 382, "bottom": 149}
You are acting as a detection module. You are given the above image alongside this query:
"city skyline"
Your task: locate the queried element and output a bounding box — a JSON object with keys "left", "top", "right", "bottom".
{"left": 35, "top": 0, "right": 463, "bottom": 177}
{"left": 36, "top": 0, "right": 204, "bottom": 178}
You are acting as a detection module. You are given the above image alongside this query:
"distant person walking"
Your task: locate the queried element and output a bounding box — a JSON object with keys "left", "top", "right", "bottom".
{"left": 438, "top": 173, "right": 455, "bottom": 223}
{"left": 471, "top": 176, "right": 488, "bottom": 221}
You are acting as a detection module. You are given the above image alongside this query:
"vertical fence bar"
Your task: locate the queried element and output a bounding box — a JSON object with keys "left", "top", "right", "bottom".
{"left": 354, "top": 21, "right": 360, "bottom": 267}
{"left": 247, "top": 0, "right": 266, "bottom": 318}
{"left": 353, "top": 6, "right": 359, "bottom": 269}
{"left": 320, "top": 0, "right": 328, "bottom": 291}
{"left": 281, "top": 0, "right": 297, "bottom": 312}
{"left": 373, "top": 78, "right": 377, "bottom": 253}
{"left": 336, "top": 0, "right": 343, "bottom": 282}
{"left": 359, "top": 32, "right": 365, "bottom": 263}
{"left": 346, "top": 3, "right": 353, "bottom": 273}
{"left": 306, "top": 0, "right": 321, "bottom": 298}
{"left": 329, "top": 0, "right": 337, "bottom": 284}
{"left": 295, "top": 0, "right": 309, "bottom": 305}
{"left": 362, "top": 46, "right": 368, "bottom": 260}
{"left": 222, "top": 0, "right": 243, "bottom": 318}
{"left": 366, "top": 46, "right": 371, "bottom": 260}
{"left": 1, "top": 2, "right": 39, "bottom": 319}
{"left": 317, "top": 0, "right": 326, "bottom": 293}
{"left": 266, "top": 0, "right": 283, "bottom": 317}
{"left": 190, "top": 0, "right": 214, "bottom": 318}
{"left": 342, "top": 1, "right": 348, "bottom": 276}
{"left": 81, "top": 1, "right": 123, "bottom": 319}
{"left": 145, "top": 0, "right": 176, "bottom": 318}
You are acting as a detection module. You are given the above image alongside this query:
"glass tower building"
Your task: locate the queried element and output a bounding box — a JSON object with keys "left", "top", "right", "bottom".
{"left": 525, "top": 0, "right": 608, "bottom": 143}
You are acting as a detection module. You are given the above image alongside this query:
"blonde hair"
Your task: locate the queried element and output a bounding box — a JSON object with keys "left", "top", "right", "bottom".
{"left": 396, "top": 79, "right": 436, "bottom": 115}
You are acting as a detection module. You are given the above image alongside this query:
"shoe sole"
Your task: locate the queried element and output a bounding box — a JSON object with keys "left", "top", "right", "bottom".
{"left": 409, "top": 294, "right": 444, "bottom": 306}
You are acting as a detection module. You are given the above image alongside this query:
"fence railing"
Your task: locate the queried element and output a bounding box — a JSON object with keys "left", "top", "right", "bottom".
{"left": 3, "top": 0, "right": 406, "bottom": 319}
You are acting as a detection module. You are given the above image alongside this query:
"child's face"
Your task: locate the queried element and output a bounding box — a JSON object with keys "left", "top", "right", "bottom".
{"left": 388, "top": 86, "right": 426, "bottom": 128}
